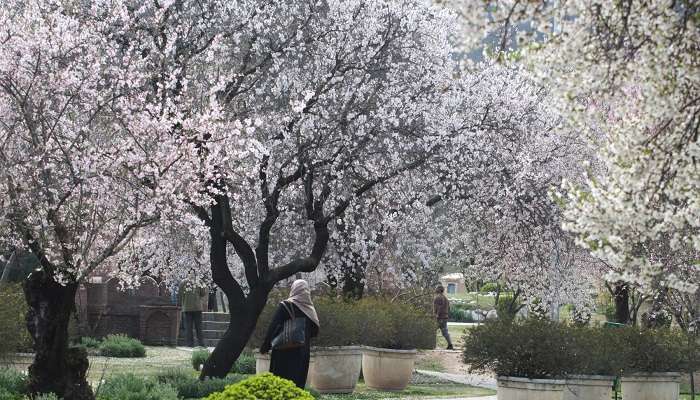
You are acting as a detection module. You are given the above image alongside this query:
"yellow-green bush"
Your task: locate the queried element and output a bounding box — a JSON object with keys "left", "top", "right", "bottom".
{"left": 204, "top": 373, "right": 313, "bottom": 400}
{"left": 0, "top": 284, "right": 31, "bottom": 357}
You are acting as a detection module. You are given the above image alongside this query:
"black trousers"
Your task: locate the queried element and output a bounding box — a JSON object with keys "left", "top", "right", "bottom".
{"left": 184, "top": 311, "right": 205, "bottom": 347}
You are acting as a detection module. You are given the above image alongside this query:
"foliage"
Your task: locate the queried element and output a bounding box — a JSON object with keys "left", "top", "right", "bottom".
{"left": 604, "top": 304, "right": 617, "bottom": 322}
{"left": 98, "top": 335, "right": 146, "bottom": 358}
{"left": 495, "top": 295, "right": 523, "bottom": 322}
{"left": 192, "top": 349, "right": 210, "bottom": 371}
{"left": 0, "top": 285, "right": 31, "bottom": 357}
{"left": 617, "top": 328, "right": 692, "bottom": 373}
{"left": 463, "top": 319, "right": 697, "bottom": 378}
{"left": 463, "top": 320, "right": 577, "bottom": 379}
{"left": 155, "top": 369, "right": 246, "bottom": 399}
{"left": 79, "top": 337, "right": 101, "bottom": 349}
{"left": 479, "top": 283, "right": 499, "bottom": 293}
{"left": 31, "top": 394, "right": 59, "bottom": 400}
{"left": 0, "top": 368, "right": 26, "bottom": 398}
{"left": 251, "top": 296, "right": 435, "bottom": 350}
{"left": 204, "top": 373, "right": 313, "bottom": 400}
{"left": 231, "top": 354, "right": 255, "bottom": 375}
{"left": 97, "top": 374, "right": 178, "bottom": 400}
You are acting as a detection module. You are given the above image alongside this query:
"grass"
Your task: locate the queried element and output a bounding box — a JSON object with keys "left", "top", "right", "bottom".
{"left": 436, "top": 325, "right": 471, "bottom": 349}
{"left": 319, "top": 382, "right": 495, "bottom": 399}
{"left": 4, "top": 346, "right": 193, "bottom": 384}
{"left": 414, "top": 355, "right": 445, "bottom": 373}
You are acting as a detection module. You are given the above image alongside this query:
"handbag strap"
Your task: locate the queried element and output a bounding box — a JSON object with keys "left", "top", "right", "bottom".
{"left": 280, "top": 301, "right": 296, "bottom": 319}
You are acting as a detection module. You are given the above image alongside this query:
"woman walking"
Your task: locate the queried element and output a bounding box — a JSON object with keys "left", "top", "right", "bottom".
{"left": 260, "top": 279, "right": 319, "bottom": 388}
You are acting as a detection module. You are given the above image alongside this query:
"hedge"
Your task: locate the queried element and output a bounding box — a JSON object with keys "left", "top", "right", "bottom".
{"left": 99, "top": 334, "right": 146, "bottom": 358}
{"left": 249, "top": 295, "right": 436, "bottom": 350}
{"left": 463, "top": 319, "right": 697, "bottom": 379}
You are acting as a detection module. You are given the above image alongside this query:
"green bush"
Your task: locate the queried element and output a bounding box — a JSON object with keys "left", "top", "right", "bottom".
{"left": 604, "top": 304, "right": 617, "bottom": 322}
{"left": 80, "top": 337, "right": 101, "bottom": 349}
{"left": 617, "top": 327, "right": 689, "bottom": 373}
{"left": 98, "top": 335, "right": 146, "bottom": 358}
{"left": 479, "top": 282, "right": 499, "bottom": 293}
{"left": 250, "top": 295, "right": 435, "bottom": 350}
{"left": 495, "top": 295, "right": 523, "bottom": 322}
{"left": 32, "top": 393, "right": 59, "bottom": 400}
{"left": 0, "top": 368, "right": 27, "bottom": 397}
{"left": 231, "top": 353, "right": 255, "bottom": 375}
{"left": 0, "top": 284, "right": 32, "bottom": 357}
{"left": 0, "top": 388, "right": 22, "bottom": 400}
{"left": 204, "top": 373, "right": 313, "bottom": 400}
{"left": 192, "top": 348, "right": 210, "bottom": 371}
{"left": 463, "top": 319, "right": 695, "bottom": 379}
{"left": 97, "top": 374, "right": 177, "bottom": 400}
{"left": 155, "top": 368, "right": 246, "bottom": 399}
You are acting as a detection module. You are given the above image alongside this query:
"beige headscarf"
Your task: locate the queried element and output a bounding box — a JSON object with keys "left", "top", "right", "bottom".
{"left": 285, "top": 279, "right": 320, "bottom": 328}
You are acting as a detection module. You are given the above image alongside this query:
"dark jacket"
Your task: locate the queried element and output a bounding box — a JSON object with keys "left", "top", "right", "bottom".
{"left": 261, "top": 301, "right": 319, "bottom": 388}
{"left": 434, "top": 293, "right": 449, "bottom": 320}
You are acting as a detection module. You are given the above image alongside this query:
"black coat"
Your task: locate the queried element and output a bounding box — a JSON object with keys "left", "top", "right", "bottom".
{"left": 260, "top": 301, "right": 319, "bottom": 388}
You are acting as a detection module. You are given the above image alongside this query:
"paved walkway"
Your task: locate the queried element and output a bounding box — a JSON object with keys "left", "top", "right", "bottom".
{"left": 416, "top": 369, "right": 497, "bottom": 391}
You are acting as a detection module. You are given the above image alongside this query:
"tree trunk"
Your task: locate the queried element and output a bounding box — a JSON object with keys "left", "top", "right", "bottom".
{"left": 340, "top": 259, "right": 365, "bottom": 300}
{"left": 613, "top": 282, "right": 630, "bottom": 324}
{"left": 24, "top": 270, "right": 93, "bottom": 400}
{"left": 199, "top": 287, "right": 270, "bottom": 379}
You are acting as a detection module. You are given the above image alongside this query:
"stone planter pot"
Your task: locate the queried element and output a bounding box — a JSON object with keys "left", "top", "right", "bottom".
{"left": 253, "top": 350, "right": 315, "bottom": 388}
{"left": 362, "top": 346, "right": 417, "bottom": 391}
{"left": 497, "top": 376, "right": 566, "bottom": 400}
{"left": 308, "top": 346, "right": 362, "bottom": 393}
{"left": 620, "top": 372, "right": 681, "bottom": 400}
{"left": 563, "top": 375, "right": 615, "bottom": 400}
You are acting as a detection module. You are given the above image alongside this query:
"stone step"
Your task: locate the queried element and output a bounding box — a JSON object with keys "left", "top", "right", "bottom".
{"left": 202, "top": 321, "right": 229, "bottom": 331}
{"left": 202, "top": 312, "right": 229, "bottom": 322}
{"left": 177, "top": 337, "right": 221, "bottom": 348}
{"left": 202, "top": 329, "right": 225, "bottom": 339}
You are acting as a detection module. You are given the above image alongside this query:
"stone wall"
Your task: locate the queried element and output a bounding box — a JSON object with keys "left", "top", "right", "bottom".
{"left": 80, "top": 276, "right": 181, "bottom": 345}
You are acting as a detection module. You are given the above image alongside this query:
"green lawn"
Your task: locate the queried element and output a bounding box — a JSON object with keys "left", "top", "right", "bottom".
{"left": 320, "top": 382, "right": 495, "bottom": 399}
{"left": 436, "top": 325, "right": 471, "bottom": 349}
{"left": 4, "top": 346, "right": 193, "bottom": 384}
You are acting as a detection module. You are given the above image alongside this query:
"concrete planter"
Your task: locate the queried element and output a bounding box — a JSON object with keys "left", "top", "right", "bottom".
{"left": 253, "top": 350, "right": 315, "bottom": 388}
{"left": 620, "top": 372, "right": 681, "bottom": 400}
{"left": 563, "top": 375, "right": 615, "bottom": 400}
{"left": 362, "top": 347, "right": 417, "bottom": 391}
{"left": 308, "top": 346, "right": 363, "bottom": 393}
{"left": 497, "top": 376, "right": 566, "bottom": 400}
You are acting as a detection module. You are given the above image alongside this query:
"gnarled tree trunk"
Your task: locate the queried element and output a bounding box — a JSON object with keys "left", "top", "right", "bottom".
{"left": 24, "top": 270, "right": 93, "bottom": 400}
{"left": 613, "top": 282, "right": 630, "bottom": 324}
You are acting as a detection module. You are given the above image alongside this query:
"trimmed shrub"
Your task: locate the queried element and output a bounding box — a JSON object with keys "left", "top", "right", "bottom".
{"left": 617, "top": 327, "right": 688, "bottom": 373}
{"left": 463, "top": 319, "right": 695, "bottom": 379}
{"left": 231, "top": 354, "right": 255, "bottom": 375}
{"left": 155, "top": 369, "right": 246, "bottom": 399}
{"left": 98, "top": 335, "right": 146, "bottom": 358}
{"left": 0, "top": 368, "right": 27, "bottom": 397}
{"left": 32, "top": 393, "right": 59, "bottom": 400}
{"left": 96, "top": 374, "right": 177, "bottom": 400}
{"left": 192, "top": 348, "right": 210, "bottom": 371}
{"left": 249, "top": 295, "right": 435, "bottom": 350}
{"left": 80, "top": 337, "right": 101, "bottom": 349}
{"left": 0, "top": 284, "right": 32, "bottom": 357}
{"left": 204, "top": 373, "right": 313, "bottom": 400}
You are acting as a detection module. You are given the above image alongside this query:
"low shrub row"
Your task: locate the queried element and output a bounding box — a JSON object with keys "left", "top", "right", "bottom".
{"left": 463, "top": 319, "right": 698, "bottom": 379}
{"left": 249, "top": 296, "right": 436, "bottom": 350}
{"left": 155, "top": 368, "right": 247, "bottom": 399}
{"left": 191, "top": 350, "right": 255, "bottom": 374}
